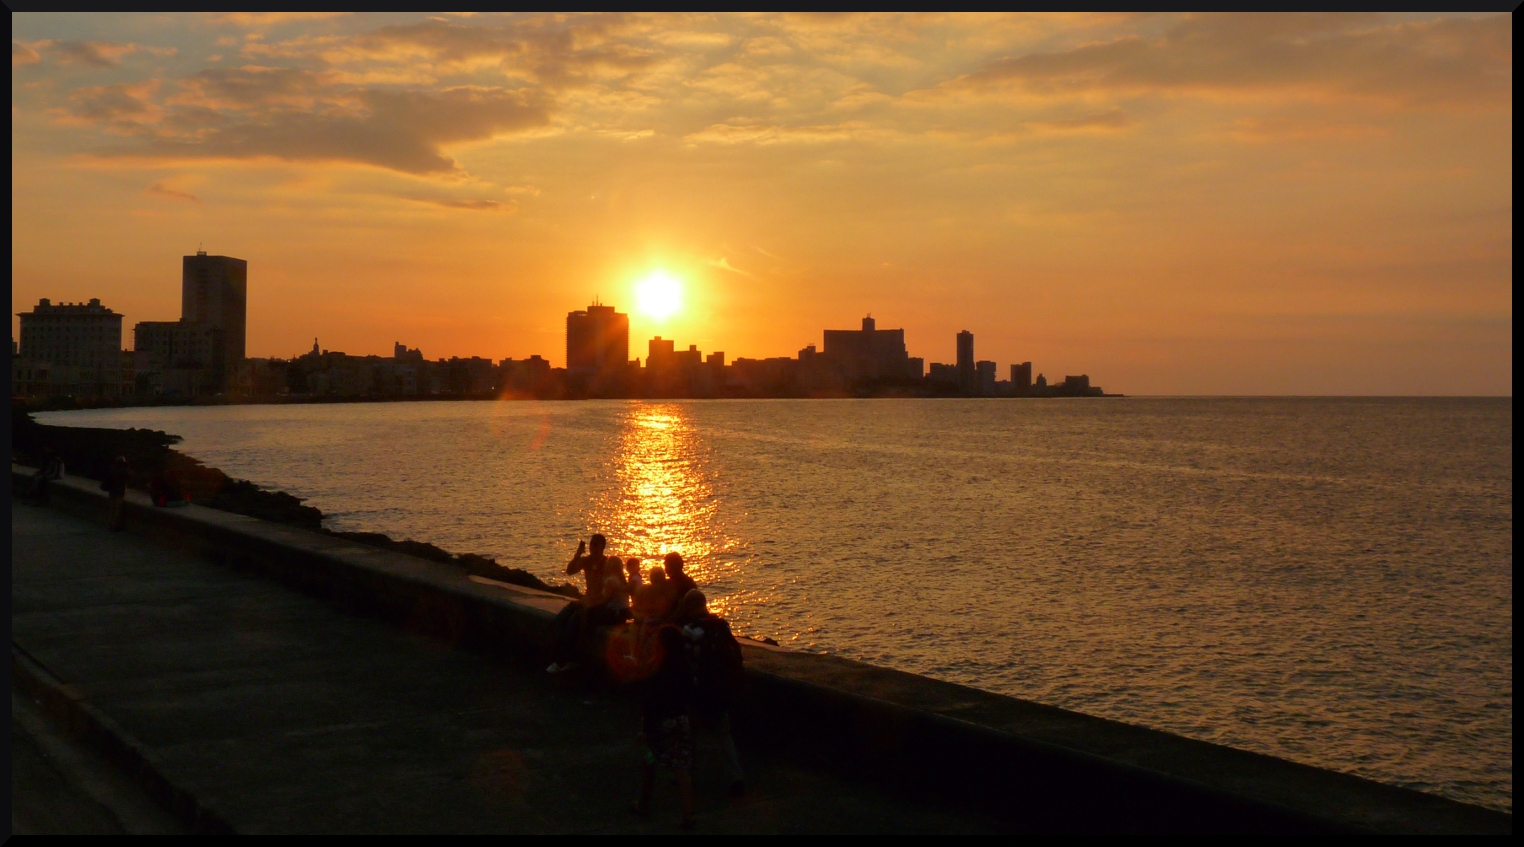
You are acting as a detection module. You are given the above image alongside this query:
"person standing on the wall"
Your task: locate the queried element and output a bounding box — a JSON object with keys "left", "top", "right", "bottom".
{"left": 102, "top": 456, "right": 130, "bottom": 532}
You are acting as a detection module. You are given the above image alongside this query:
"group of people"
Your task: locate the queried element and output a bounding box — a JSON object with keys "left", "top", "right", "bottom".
{"left": 549, "top": 534, "right": 746, "bottom": 829}
{"left": 23, "top": 448, "right": 66, "bottom": 505}
{"left": 23, "top": 450, "right": 188, "bottom": 532}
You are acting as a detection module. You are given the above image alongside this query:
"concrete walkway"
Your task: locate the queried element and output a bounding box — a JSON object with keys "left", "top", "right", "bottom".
{"left": 11, "top": 502, "right": 1003, "bottom": 834}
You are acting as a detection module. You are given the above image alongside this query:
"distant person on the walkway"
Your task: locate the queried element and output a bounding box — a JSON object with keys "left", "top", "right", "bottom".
{"left": 547, "top": 534, "right": 612, "bottom": 674}
{"left": 28, "top": 448, "right": 64, "bottom": 504}
{"left": 676, "top": 589, "right": 747, "bottom": 796}
{"left": 634, "top": 615, "right": 696, "bottom": 828}
{"left": 101, "top": 456, "right": 130, "bottom": 531}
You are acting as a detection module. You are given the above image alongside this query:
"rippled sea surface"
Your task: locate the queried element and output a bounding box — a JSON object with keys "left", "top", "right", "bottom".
{"left": 40, "top": 398, "right": 1513, "bottom": 811}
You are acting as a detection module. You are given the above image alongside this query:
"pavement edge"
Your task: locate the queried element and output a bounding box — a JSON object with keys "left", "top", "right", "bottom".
{"left": 11, "top": 642, "right": 238, "bottom": 834}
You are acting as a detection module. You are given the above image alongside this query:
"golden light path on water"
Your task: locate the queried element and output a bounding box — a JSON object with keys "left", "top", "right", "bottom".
{"left": 587, "top": 404, "right": 746, "bottom": 619}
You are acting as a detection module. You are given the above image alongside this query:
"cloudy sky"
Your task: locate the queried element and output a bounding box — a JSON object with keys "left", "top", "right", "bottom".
{"left": 11, "top": 13, "right": 1512, "bottom": 394}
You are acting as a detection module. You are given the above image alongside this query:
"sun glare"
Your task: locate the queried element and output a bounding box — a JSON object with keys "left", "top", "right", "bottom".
{"left": 635, "top": 271, "right": 682, "bottom": 320}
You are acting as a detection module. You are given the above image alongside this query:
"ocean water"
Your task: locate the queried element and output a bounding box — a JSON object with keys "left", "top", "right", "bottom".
{"left": 38, "top": 398, "right": 1513, "bottom": 811}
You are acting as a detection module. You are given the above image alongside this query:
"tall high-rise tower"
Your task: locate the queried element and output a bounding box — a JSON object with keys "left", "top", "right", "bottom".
{"left": 182, "top": 251, "right": 247, "bottom": 364}
{"left": 566, "top": 301, "right": 630, "bottom": 390}
{"left": 956, "top": 330, "right": 975, "bottom": 394}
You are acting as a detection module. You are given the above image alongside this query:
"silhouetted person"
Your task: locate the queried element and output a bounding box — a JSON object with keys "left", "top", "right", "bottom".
{"left": 149, "top": 466, "right": 187, "bottom": 507}
{"left": 634, "top": 568, "right": 671, "bottom": 622}
{"left": 663, "top": 552, "right": 698, "bottom": 612}
{"left": 619, "top": 567, "right": 673, "bottom": 683}
{"left": 568, "top": 534, "right": 613, "bottom": 605}
{"left": 625, "top": 557, "right": 644, "bottom": 593}
{"left": 28, "top": 448, "right": 64, "bottom": 504}
{"left": 548, "top": 534, "right": 613, "bottom": 674}
{"left": 676, "top": 590, "right": 746, "bottom": 796}
{"left": 101, "top": 456, "right": 129, "bottom": 531}
{"left": 635, "top": 616, "right": 696, "bottom": 828}
{"left": 591, "top": 560, "right": 632, "bottom": 626}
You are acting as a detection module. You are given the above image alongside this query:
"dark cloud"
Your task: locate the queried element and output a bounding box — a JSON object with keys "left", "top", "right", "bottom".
{"left": 64, "top": 83, "right": 159, "bottom": 134}
{"left": 341, "top": 16, "right": 659, "bottom": 85}
{"left": 175, "top": 66, "right": 326, "bottom": 110}
{"left": 51, "top": 40, "right": 134, "bottom": 67}
{"left": 147, "top": 182, "right": 200, "bottom": 202}
{"left": 405, "top": 196, "right": 514, "bottom": 211}
{"left": 99, "top": 86, "right": 551, "bottom": 174}
{"left": 15, "top": 39, "right": 174, "bottom": 69}
{"left": 959, "top": 13, "right": 1512, "bottom": 107}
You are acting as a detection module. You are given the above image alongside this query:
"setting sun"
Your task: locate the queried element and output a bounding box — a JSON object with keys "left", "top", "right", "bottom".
{"left": 635, "top": 271, "right": 682, "bottom": 321}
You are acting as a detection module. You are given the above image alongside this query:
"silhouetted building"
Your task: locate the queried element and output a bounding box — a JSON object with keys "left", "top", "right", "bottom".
{"left": 976, "top": 360, "right": 997, "bottom": 397}
{"left": 956, "top": 330, "right": 975, "bottom": 394}
{"left": 15, "top": 298, "right": 131, "bottom": 399}
{"left": 499, "top": 355, "right": 554, "bottom": 396}
{"left": 647, "top": 336, "right": 676, "bottom": 370}
{"left": 822, "top": 315, "right": 916, "bottom": 384}
{"left": 393, "top": 342, "right": 424, "bottom": 363}
{"left": 566, "top": 301, "right": 629, "bottom": 393}
{"left": 1011, "top": 362, "right": 1032, "bottom": 396}
{"left": 1035, "top": 373, "right": 1048, "bottom": 390}
{"left": 928, "top": 362, "right": 958, "bottom": 385}
{"left": 133, "top": 320, "right": 224, "bottom": 397}
{"left": 182, "top": 251, "right": 248, "bottom": 365}
{"left": 18, "top": 298, "right": 123, "bottom": 371}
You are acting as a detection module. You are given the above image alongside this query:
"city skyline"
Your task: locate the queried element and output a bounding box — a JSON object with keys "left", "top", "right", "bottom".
{"left": 11, "top": 13, "right": 1514, "bottom": 395}
{"left": 14, "top": 263, "right": 1101, "bottom": 400}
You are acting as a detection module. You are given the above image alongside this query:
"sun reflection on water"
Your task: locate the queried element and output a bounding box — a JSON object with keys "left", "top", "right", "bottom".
{"left": 588, "top": 404, "right": 743, "bottom": 615}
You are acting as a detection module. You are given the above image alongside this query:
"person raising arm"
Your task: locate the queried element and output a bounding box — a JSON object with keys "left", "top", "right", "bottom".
{"left": 567, "top": 534, "right": 610, "bottom": 607}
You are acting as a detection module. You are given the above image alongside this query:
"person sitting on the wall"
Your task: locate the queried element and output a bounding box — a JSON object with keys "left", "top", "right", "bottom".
{"left": 149, "top": 467, "right": 188, "bottom": 507}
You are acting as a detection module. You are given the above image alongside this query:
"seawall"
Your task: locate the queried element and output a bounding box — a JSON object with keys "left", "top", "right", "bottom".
{"left": 12, "top": 465, "right": 1510, "bottom": 833}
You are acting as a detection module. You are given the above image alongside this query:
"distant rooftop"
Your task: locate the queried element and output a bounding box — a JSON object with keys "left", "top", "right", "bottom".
{"left": 20, "top": 297, "right": 119, "bottom": 316}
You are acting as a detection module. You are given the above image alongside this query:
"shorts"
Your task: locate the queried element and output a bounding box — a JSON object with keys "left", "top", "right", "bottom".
{"left": 645, "top": 714, "right": 693, "bottom": 771}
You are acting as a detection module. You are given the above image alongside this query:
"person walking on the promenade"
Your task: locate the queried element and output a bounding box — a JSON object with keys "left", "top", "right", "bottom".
{"left": 634, "top": 617, "right": 697, "bottom": 829}
{"left": 676, "top": 590, "right": 747, "bottom": 796}
{"left": 102, "top": 456, "right": 130, "bottom": 532}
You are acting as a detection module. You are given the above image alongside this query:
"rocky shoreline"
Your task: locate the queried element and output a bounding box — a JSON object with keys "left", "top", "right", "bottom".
{"left": 12, "top": 407, "right": 582, "bottom": 599}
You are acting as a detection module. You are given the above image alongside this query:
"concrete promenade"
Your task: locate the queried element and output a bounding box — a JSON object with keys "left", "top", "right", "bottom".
{"left": 12, "top": 501, "right": 1000, "bottom": 833}
{"left": 12, "top": 469, "right": 1511, "bottom": 834}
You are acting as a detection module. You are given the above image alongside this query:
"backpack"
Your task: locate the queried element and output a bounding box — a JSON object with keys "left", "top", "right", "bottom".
{"left": 687, "top": 616, "right": 744, "bottom": 708}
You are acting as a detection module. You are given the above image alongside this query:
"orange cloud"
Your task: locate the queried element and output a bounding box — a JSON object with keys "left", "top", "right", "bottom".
{"left": 12, "top": 41, "right": 43, "bottom": 67}
{"left": 953, "top": 13, "right": 1511, "bottom": 108}
{"left": 9, "top": 13, "right": 1512, "bottom": 394}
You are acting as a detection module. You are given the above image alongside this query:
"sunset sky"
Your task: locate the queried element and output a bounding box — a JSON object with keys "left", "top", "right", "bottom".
{"left": 11, "top": 13, "right": 1512, "bottom": 394}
